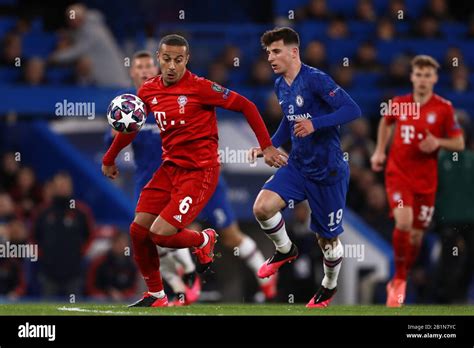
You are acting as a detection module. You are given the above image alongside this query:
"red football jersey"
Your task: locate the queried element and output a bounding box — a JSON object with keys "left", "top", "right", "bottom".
{"left": 138, "top": 70, "right": 240, "bottom": 169}
{"left": 384, "top": 93, "right": 462, "bottom": 194}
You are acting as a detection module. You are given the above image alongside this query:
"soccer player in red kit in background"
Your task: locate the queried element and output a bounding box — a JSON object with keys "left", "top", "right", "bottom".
{"left": 371, "top": 55, "right": 465, "bottom": 307}
{"left": 102, "top": 34, "right": 287, "bottom": 307}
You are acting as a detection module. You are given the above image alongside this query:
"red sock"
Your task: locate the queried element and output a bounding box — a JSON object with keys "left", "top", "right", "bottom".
{"left": 130, "top": 222, "right": 163, "bottom": 292}
{"left": 406, "top": 241, "right": 421, "bottom": 273}
{"left": 149, "top": 228, "right": 205, "bottom": 248}
{"left": 392, "top": 228, "right": 410, "bottom": 280}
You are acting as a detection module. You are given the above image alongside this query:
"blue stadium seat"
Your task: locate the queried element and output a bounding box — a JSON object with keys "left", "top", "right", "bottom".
{"left": 348, "top": 21, "right": 376, "bottom": 40}
{"left": 0, "top": 16, "right": 17, "bottom": 37}
{"left": 441, "top": 23, "right": 468, "bottom": 39}
{"left": 326, "top": 0, "right": 358, "bottom": 17}
{"left": 296, "top": 21, "right": 328, "bottom": 47}
{"left": 22, "top": 32, "right": 57, "bottom": 58}
{"left": 404, "top": 39, "right": 450, "bottom": 62}
{"left": 376, "top": 40, "right": 410, "bottom": 65}
{"left": 46, "top": 67, "right": 74, "bottom": 85}
{"left": 353, "top": 72, "right": 381, "bottom": 88}
{"left": 0, "top": 67, "right": 20, "bottom": 84}
{"left": 323, "top": 39, "right": 361, "bottom": 62}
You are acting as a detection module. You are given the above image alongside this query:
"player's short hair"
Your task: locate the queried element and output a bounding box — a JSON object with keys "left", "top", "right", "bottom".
{"left": 411, "top": 55, "right": 440, "bottom": 70}
{"left": 132, "top": 50, "right": 155, "bottom": 64}
{"left": 260, "top": 27, "right": 300, "bottom": 48}
{"left": 158, "top": 34, "right": 190, "bottom": 54}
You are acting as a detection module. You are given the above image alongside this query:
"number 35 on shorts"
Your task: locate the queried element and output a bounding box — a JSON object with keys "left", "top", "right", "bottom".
{"left": 179, "top": 196, "right": 193, "bottom": 214}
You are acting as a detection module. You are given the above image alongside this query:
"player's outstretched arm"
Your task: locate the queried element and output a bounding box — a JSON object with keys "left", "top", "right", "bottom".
{"left": 308, "top": 73, "right": 361, "bottom": 131}
{"left": 101, "top": 131, "right": 138, "bottom": 179}
{"left": 371, "top": 116, "right": 394, "bottom": 171}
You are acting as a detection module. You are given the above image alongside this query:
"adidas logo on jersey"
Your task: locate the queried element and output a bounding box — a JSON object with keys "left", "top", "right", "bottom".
{"left": 173, "top": 214, "right": 182, "bottom": 223}
{"left": 152, "top": 97, "right": 158, "bottom": 104}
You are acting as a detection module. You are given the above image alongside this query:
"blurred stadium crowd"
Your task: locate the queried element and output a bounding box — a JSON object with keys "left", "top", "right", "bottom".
{"left": 1, "top": 0, "right": 474, "bottom": 304}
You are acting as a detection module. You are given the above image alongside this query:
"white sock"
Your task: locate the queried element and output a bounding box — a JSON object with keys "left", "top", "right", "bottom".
{"left": 257, "top": 212, "right": 291, "bottom": 254}
{"left": 148, "top": 290, "right": 166, "bottom": 299}
{"left": 172, "top": 248, "right": 196, "bottom": 274}
{"left": 158, "top": 247, "right": 186, "bottom": 294}
{"left": 237, "top": 235, "right": 267, "bottom": 284}
{"left": 321, "top": 239, "right": 343, "bottom": 290}
{"left": 198, "top": 231, "right": 209, "bottom": 248}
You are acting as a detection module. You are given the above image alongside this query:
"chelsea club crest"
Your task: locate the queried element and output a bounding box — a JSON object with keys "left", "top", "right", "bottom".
{"left": 296, "top": 95, "right": 304, "bottom": 107}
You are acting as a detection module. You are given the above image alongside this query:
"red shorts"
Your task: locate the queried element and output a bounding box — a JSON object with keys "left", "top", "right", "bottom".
{"left": 385, "top": 176, "right": 436, "bottom": 230}
{"left": 136, "top": 162, "right": 220, "bottom": 229}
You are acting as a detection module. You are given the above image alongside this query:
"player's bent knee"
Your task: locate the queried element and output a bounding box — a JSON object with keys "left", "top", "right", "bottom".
{"left": 150, "top": 217, "right": 178, "bottom": 236}
{"left": 133, "top": 212, "right": 156, "bottom": 230}
{"left": 253, "top": 199, "right": 277, "bottom": 221}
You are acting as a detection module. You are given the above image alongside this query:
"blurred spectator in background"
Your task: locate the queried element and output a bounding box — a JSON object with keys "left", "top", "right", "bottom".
{"left": 376, "top": 17, "right": 396, "bottom": 41}
{"left": 331, "top": 65, "right": 354, "bottom": 89}
{"left": 327, "top": 17, "right": 350, "bottom": 39}
{"left": 87, "top": 232, "right": 137, "bottom": 301}
{"left": 9, "top": 166, "right": 43, "bottom": 219}
{"left": 0, "top": 235, "right": 26, "bottom": 300}
{"left": 353, "top": 41, "right": 383, "bottom": 72}
{"left": 262, "top": 94, "right": 284, "bottom": 137}
{"left": 360, "top": 184, "right": 393, "bottom": 240}
{"left": 386, "top": 0, "right": 410, "bottom": 20}
{"left": 0, "top": 152, "right": 20, "bottom": 192}
{"left": 0, "top": 33, "right": 22, "bottom": 66}
{"left": 33, "top": 172, "right": 93, "bottom": 298}
{"left": 451, "top": 65, "right": 471, "bottom": 93}
{"left": 304, "top": 40, "right": 329, "bottom": 71}
{"left": 423, "top": 0, "right": 451, "bottom": 21}
{"left": 467, "top": 17, "right": 474, "bottom": 39}
{"left": 219, "top": 45, "right": 241, "bottom": 70}
{"left": 278, "top": 202, "right": 322, "bottom": 303}
{"left": 411, "top": 15, "right": 442, "bottom": 38}
{"left": 248, "top": 58, "right": 273, "bottom": 87}
{"left": 356, "top": 0, "right": 377, "bottom": 22}
{"left": 207, "top": 61, "right": 229, "bottom": 86}
{"left": 342, "top": 117, "right": 375, "bottom": 168}
{"left": 0, "top": 192, "right": 18, "bottom": 224}
{"left": 296, "top": 0, "right": 333, "bottom": 21}
{"left": 434, "top": 119, "right": 474, "bottom": 303}
{"left": 443, "top": 47, "right": 465, "bottom": 71}
{"left": 379, "top": 55, "right": 411, "bottom": 88}
{"left": 73, "top": 55, "right": 96, "bottom": 86}
{"left": 19, "top": 57, "right": 47, "bottom": 86}
{"left": 49, "top": 3, "right": 129, "bottom": 87}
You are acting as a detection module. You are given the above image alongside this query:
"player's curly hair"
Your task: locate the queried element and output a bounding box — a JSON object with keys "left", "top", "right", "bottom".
{"left": 260, "top": 27, "right": 300, "bottom": 48}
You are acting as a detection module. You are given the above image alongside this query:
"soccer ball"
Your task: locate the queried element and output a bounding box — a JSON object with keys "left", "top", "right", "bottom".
{"left": 107, "top": 94, "right": 147, "bottom": 133}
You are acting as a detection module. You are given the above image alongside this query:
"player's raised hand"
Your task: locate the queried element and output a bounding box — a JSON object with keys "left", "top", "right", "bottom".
{"left": 418, "top": 129, "right": 439, "bottom": 153}
{"left": 262, "top": 145, "right": 288, "bottom": 168}
{"left": 248, "top": 147, "right": 263, "bottom": 163}
{"left": 102, "top": 164, "right": 119, "bottom": 180}
{"left": 294, "top": 118, "right": 315, "bottom": 137}
{"left": 370, "top": 151, "right": 386, "bottom": 172}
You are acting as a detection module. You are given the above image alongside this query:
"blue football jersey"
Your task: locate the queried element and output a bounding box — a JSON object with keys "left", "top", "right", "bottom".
{"left": 104, "top": 88, "right": 162, "bottom": 197}
{"left": 272, "top": 63, "right": 360, "bottom": 183}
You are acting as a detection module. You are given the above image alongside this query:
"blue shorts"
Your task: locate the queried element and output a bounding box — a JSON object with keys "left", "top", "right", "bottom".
{"left": 198, "top": 176, "right": 236, "bottom": 230}
{"left": 262, "top": 163, "right": 349, "bottom": 239}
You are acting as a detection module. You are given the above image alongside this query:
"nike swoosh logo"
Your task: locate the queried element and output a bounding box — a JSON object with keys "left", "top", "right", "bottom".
{"left": 329, "top": 226, "right": 339, "bottom": 232}
{"left": 278, "top": 100, "right": 284, "bottom": 105}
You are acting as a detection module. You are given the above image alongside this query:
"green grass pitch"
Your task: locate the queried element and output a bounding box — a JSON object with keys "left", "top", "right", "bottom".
{"left": 0, "top": 303, "right": 473, "bottom": 316}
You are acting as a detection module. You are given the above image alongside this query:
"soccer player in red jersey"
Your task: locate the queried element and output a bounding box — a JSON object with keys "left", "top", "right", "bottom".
{"left": 371, "top": 55, "right": 465, "bottom": 307}
{"left": 102, "top": 34, "right": 287, "bottom": 307}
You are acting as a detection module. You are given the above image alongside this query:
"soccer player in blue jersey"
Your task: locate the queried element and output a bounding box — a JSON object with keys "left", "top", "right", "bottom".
{"left": 249, "top": 27, "right": 361, "bottom": 307}
{"left": 106, "top": 51, "right": 277, "bottom": 305}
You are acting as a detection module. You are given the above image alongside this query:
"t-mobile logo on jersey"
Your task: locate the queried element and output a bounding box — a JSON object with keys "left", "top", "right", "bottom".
{"left": 400, "top": 125, "right": 415, "bottom": 144}
{"left": 153, "top": 111, "right": 185, "bottom": 131}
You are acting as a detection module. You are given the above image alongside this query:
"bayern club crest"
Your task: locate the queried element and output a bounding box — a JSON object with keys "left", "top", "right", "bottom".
{"left": 427, "top": 113, "right": 437, "bottom": 124}
{"left": 296, "top": 95, "right": 304, "bottom": 107}
{"left": 177, "top": 95, "right": 188, "bottom": 107}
